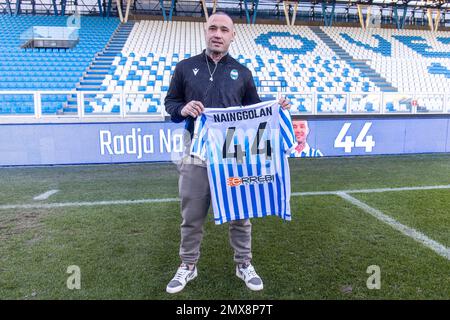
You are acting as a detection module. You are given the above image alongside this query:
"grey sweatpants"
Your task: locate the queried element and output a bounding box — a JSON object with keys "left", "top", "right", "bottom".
{"left": 178, "top": 161, "right": 252, "bottom": 265}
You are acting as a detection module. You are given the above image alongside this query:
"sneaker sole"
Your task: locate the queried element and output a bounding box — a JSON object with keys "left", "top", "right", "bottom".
{"left": 166, "top": 270, "right": 197, "bottom": 294}
{"left": 236, "top": 269, "right": 264, "bottom": 291}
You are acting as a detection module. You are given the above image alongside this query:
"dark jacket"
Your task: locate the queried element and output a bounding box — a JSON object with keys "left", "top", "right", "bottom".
{"left": 164, "top": 50, "right": 261, "bottom": 134}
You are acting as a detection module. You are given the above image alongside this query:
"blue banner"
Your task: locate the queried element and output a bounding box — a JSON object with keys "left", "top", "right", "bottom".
{"left": 292, "top": 118, "right": 450, "bottom": 158}
{"left": 0, "top": 117, "right": 449, "bottom": 166}
{"left": 0, "top": 122, "right": 185, "bottom": 166}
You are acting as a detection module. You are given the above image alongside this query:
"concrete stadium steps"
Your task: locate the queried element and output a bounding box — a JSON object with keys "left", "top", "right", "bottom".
{"left": 310, "top": 26, "right": 398, "bottom": 93}
{"left": 63, "top": 21, "right": 135, "bottom": 113}
{"left": 78, "top": 21, "right": 135, "bottom": 90}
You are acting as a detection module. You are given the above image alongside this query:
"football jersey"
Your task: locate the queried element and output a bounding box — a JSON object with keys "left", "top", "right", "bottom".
{"left": 291, "top": 145, "right": 323, "bottom": 158}
{"left": 190, "top": 100, "right": 297, "bottom": 224}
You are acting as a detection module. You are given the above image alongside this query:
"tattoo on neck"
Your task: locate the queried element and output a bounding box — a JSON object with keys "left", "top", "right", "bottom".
{"left": 206, "top": 49, "right": 226, "bottom": 63}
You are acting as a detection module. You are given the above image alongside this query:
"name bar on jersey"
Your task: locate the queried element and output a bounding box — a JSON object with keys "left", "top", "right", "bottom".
{"left": 213, "top": 106, "right": 273, "bottom": 123}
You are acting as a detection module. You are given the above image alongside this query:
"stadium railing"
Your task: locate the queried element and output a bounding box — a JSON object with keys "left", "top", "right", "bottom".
{"left": 0, "top": 90, "right": 449, "bottom": 123}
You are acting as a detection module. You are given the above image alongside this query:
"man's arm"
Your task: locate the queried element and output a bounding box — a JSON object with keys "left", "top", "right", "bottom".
{"left": 242, "top": 72, "right": 261, "bottom": 106}
{"left": 165, "top": 64, "right": 186, "bottom": 123}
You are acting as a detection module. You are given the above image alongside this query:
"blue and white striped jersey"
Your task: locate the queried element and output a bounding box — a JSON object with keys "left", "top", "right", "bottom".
{"left": 190, "top": 100, "right": 297, "bottom": 224}
{"left": 291, "top": 145, "right": 323, "bottom": 158}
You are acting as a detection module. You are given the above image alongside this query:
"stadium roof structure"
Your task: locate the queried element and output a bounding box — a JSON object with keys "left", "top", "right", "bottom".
{"left": 156, "top": 0, "right": 450, "bottom": 30}
{"left": 3, "top": 0, "right": 450, "bottom": 30}
{"left": 344, "top": 0, "right": 449, "bottom": 9}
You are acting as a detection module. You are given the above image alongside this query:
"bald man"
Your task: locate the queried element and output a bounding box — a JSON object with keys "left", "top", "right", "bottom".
{"left": 291, "top": 120, "right": 323, "bottom": 157}
{"left": 165, "top": 12, "right": 291, "bottom": 294}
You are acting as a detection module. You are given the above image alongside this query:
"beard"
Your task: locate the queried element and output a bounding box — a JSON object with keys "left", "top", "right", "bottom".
{"left": 208, "top": 41, "right": 228, "bottom": 54}
{"left": 208, "top": 47, "right": 224, "bottom": 55}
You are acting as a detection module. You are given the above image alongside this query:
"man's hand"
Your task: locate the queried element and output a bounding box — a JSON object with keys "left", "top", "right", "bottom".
{"left": 279, "top": 96, "right": 291, "bottom": 110}
{"left": 181, "top": 100, "right": 205, "bottom": 118}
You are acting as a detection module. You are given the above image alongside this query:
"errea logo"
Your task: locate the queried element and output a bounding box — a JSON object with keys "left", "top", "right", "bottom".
{"left": 227, "top": 177, "right": 243, "bottom": 187}
{"left": 227, "top": 175, "right": 274, "bottom": 187}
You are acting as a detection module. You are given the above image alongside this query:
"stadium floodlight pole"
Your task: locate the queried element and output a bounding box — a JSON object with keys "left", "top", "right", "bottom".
{"left": 159, "top": 0, "right": 176, "bottom": 22}
{"left": 365, "top": 4, "right": 371, "bottom": 29}
{"left": 243, "top": 0, "right": 251, "bottom": 23}
{"left": 115, "top": 0, "right": 124, "bottom": 22}
{"left": 252, "top": 0, "right": 260, "bottom": 24}
{"left": 51, "top": 0, "right": 58, "bottom": 15}
{"left": 97, "top": 0, "right": 103, "bottom": 17}
{"left": 159, "top": 0, "right": 167, "bottom": 20}
{"left": 5, "top": 0, "right": 12, "bottom": 15}
{"left": 290, "top": 1, "right": 298, "bottom": 26}
{"left": 212, "top": 0, "right": 218, "bottom": 15}
{"left": 201, "top": 0, "right": 208, "bottom": 20}
{"left": 168, "top": 0, "right": 176, "bottom": 21}
{"left": 321, "top": 1, "right": 328, "bottom": 26}
{"left": 426, "top": 6, "right": 441, "bottom": 31}
{"left": 357, "top": 3, "right": 364, "bottom": 29}
{"left": 282, "top": 1, "right": 299, "bottom": 26}
{"left": 124, "top": 0, "right": 131, "bottom": 22}
{"left": 61, "top": 0, "right": 66, "bottom": 15}
{"left": 321, "top": 0, "right": 336, "bottom": 27}
{"left": 106, "top": 0, "right": 112, "bottom": 17}
{"left": 282, "top": 1, "right": 289, "bottom": 25}
{"left": 243, "top": 0, "right": 259, "bottom": 24}
{"left": 15, "top": 0, "right": 21, "bottom": 15}
{"left": 392, "top": 2, "right": 408, "bottom": 30}
{"left": 201, "top": 0, "right": 218, "bottom": 21}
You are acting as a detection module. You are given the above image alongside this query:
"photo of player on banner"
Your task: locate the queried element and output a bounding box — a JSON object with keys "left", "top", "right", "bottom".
{"left": 290, "top": 119, "right": 323, "bottom": 158}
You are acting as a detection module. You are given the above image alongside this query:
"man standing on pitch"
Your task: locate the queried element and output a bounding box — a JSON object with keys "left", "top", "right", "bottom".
{"left": 165, "top": 12, "right": 290, "bottom": 294}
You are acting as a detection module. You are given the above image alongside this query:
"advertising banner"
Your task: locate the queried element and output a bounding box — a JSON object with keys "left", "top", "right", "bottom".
{"left": 1, "top": 117, "right": 449, "bottom": 166}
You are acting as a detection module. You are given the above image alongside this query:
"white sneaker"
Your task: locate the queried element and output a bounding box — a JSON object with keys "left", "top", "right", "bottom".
{"left": 236, "top": 263, "right": 263, "bottom": 291}
{"left": 166, "top": 263, "right": 197, "bottom": 294}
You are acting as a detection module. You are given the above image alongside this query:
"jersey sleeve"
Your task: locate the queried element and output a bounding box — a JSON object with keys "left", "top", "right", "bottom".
{"left": 278, "top": 106, "right": 298, "bottom": 154}
{"left": 189, "top": 114, "right": 208, "bottom": 161}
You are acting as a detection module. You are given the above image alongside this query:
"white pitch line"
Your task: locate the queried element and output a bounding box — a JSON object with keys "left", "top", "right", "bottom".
{"left": 291, "top": 184, "right": 450, "bottom": 197}
{"left": 0, "top": 197, "right": 180, "bottom": 211}
{"left": 33, "top": 189, "right": 59, "bottom": 201}
{"left": 291, "top": 190, "right": 338, "bottom": 196}
{"left": 337, "top": 192, "right": 450, "bottom": 261}
{"left": 340, "top": 184, "right": 450, "bottom": 194}
{"left": 1, "top": 184, "right": 450, "bottom": 211}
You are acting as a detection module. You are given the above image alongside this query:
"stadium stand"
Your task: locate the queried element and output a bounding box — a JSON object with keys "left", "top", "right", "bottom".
{"left": 0, "top": 15, "right": 120, "bottom": 115}
{"left": 95, "top": 21, "right": 450, "bottom": 115}
{"left": 96, "top": 21, "right": 380, "bottom": 115}
{"left": 0, "top": 16, "right": 449, "bottom": 116}
{"left": 323, "top": 26, "right": 450, "bottom": 95}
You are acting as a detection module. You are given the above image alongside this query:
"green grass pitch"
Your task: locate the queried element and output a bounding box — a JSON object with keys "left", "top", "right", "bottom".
{"left": 0, "top": 154, "right": 449, "bottom": 299}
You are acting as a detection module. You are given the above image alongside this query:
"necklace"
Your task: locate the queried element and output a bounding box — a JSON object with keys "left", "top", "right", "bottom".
{"left": 205, "top": 54, "right": 218, "bottom": 81}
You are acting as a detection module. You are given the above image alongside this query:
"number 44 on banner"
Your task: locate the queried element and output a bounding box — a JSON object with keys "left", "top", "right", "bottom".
{"left": 335, "top": 122, "right": 375, "bottom": 153}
